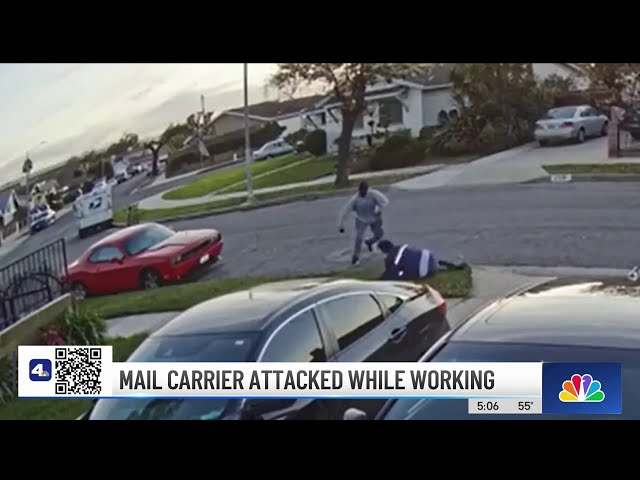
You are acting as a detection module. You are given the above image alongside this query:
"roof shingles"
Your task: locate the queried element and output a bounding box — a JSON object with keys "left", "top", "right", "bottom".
{"left": 228, "top": 94, "right": 326, "bottom": 119}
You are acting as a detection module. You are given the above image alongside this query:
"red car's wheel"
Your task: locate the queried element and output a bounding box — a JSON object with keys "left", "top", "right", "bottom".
{"left": 72, "top": 282, "right": 88, "bottom": 300}
{"left": 140, "top": 268, "right": 161, "bottom": 290}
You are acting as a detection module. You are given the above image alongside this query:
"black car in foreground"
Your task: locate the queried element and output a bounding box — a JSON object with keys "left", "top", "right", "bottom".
{"left": 83, "top": 277, "right": 450, "bottom": 420}
{"left": 345, "top": 276, "right": 640, "bottom": 420}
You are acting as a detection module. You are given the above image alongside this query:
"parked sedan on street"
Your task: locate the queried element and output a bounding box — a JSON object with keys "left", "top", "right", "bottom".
{"left": 344, "top": 276, "right": 640, "bottom": 420}
{"left": 81, "top": 277, "right": 450, "bottom": 420}
{"left": 66, "top": 222, "right": 223, "bottom": 297}
{"left": 253, "top": 139, "right": 295, "bottom": 161}
{"left": 534, "top": 105, "right": 608, "bottom": 146}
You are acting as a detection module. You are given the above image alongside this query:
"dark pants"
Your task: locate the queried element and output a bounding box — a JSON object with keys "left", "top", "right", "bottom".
{"left": 353, "top": 217, "right": 384, "bottom": 258}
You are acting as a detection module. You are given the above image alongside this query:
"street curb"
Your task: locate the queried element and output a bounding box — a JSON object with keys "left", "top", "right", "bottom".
{"left": 115, "top": 186, "right": 395, "bottom": 225}
{"left": 522, "top": 174, "right": 640, "bottom": 184}
{"left": 475, "top": 264, "right": 632, "bottom": 278}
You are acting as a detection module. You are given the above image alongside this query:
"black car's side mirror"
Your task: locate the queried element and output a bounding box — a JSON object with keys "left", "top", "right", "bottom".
{"left": 343, "top": 408, "right": 368, "bottom": 420}
{"left": 244, "top": 398, "right": 296, "bottom": 418}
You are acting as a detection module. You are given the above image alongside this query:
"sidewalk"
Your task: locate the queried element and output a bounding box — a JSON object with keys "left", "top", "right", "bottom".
{"left": 0, "top": 232, "right": 29, "bottom": 260}
{"left": 138, "top": 164, "right": 443, "bottom": 210}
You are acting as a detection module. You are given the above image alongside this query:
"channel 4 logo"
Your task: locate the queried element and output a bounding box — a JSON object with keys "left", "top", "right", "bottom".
{"left": 543, "top": 363, "right": 621, "bottom": 415}
{"left": 29, "top": 359, "right": 52, "bottom": 382}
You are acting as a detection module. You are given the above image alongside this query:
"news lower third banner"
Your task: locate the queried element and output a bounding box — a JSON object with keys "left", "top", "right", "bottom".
{"left": 17, "top": 346, "right": 622, "bottom": 414}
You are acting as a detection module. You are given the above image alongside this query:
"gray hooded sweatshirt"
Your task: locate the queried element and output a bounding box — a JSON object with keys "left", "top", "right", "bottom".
{"left": 337, "top": 188, "right": 389, "bottom": 228}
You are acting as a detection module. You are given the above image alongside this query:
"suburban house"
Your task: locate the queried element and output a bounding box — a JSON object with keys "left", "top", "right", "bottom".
{"left": 0, "top": 188, "right": 24, "bottom": 242}
{"left": 210, "top": 63, "right": 589, "bottom": 153}
{"left": 208, "top": 95, "right": 326, "bottom": 137}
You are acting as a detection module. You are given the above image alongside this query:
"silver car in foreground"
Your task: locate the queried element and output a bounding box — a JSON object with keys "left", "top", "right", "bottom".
{"left": 534, "top": 105, "right": 608, "bottom": 146}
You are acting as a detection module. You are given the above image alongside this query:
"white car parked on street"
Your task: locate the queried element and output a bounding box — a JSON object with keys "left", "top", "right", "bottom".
{"left": 253, "top": 139, "right": 295, "bottom": 161}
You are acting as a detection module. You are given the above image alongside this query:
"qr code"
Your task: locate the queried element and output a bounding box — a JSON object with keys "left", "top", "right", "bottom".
{"left": 54, "top": 347, "right": 102, "bottom": 396}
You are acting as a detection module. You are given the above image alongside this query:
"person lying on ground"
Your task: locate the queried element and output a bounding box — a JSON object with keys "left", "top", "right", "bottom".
{"left": 377, "top": 239, "right": 467, "bottom": 281}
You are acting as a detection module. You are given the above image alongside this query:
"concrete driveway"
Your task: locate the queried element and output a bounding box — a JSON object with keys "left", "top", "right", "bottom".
{"left": 395, "top": 137, "right": 609, "bottom": 190}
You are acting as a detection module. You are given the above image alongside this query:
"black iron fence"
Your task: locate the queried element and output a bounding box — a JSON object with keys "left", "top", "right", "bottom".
{"left": 0, "top": 239, "right": 68, "bottom": 331}
{"left": 616, "top": 122, "right": 640, "bottom": 157}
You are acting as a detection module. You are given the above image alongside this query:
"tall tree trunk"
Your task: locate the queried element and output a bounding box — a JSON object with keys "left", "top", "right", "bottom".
{"left": 335, "top": 112, "right": 356, "bottom": 187}
{"left": 152, "top": 150, "right": 159, "bottom": 177}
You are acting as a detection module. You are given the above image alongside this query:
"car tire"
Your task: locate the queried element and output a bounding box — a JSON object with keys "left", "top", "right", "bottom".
{"left": 140, "top": 268, "right": 161, "bottom": 290}
{"left": 72, "top": 282, "right": 88, "bottom": 300}
{"left": 538, "top": 140, "right": 549, "bottom": 147}
{"left": 78, "top": 228, "right": 86, "bottom": 239}
{"left": 601, "top": 122, "right": 609, "bottom": 137}
{"left": 577, "top": 128, "right": 585, "bottom": 143}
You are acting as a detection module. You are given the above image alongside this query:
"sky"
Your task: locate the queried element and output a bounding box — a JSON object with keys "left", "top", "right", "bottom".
{"left": 0, "top": 63, "right": 286, "bottom": 182}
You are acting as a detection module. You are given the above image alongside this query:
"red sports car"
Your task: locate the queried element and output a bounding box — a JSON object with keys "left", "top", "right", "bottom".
{"left": 66, "top": 222, "right": 223, "bottom": 298}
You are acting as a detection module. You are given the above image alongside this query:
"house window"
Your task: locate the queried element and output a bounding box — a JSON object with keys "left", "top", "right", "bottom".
{"left": 438, "top": 110, "right": 449, "bottom": 126}
{"left": 378, "top": 98, "right": 404, "bottom": 125}
{"left": 319, "top": 112, "right": 327, "bottom": 125}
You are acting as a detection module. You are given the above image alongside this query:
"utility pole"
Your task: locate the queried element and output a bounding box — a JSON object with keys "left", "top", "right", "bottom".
{"left": 243, "top": 63, "right": 254, "bottom": 203}
{"left": 199, "top": 94, "right": 206, "bottom": 169}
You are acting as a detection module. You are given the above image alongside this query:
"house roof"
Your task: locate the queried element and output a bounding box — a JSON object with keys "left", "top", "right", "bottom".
{"left": 0, "top": 189, "right": 14, "bottom": 210}
{"left": 227, "top": 94, "right": 327, "bottom": 120}
{"left": 405, "top": 63, "right": 456, "bottom": 88}
{"left": 318, "top": 85, "right": 407, "bottom": 109}
{"left": 561, "top": 63, "right": 587, "bottom": 75}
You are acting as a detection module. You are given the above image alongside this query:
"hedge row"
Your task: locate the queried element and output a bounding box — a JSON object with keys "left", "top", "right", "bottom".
{"left": 369, "top": 134, "right": 429, "bottom": 171}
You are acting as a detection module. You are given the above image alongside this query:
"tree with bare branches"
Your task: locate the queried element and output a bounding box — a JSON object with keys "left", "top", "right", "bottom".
{"left": 270, "top": 63, "right": 428, "bottom": 187}
{"left": 145, "top": 140, "right": 165, "bottom": 177}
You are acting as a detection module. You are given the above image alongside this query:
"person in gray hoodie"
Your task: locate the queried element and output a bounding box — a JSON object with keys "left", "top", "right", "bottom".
{"left": 338, "top": 181, "right": 389, "bottom": 265}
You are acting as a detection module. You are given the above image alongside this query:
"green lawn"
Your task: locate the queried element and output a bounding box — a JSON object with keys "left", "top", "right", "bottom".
{"left": 162, "top": 154, "right": 308, "bottom": 200}
{"left": 82, "top": 265, "right": 473, "bottom": 320}
{"left": 0, "top": 334, "right": 148, "bottom": 420}
{"left": 544, "top": 163, "right": 640, "bottom": 175}
{"left": 222, "top": 156, "right": 336, "bottom": 193}
{"left": 115, "top": 172, "right": 419, "bottom": 223}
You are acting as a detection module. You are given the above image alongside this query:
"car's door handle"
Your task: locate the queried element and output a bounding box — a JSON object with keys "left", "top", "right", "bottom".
{"left": 389, "top": 327, "right": 407, "bottom": 343}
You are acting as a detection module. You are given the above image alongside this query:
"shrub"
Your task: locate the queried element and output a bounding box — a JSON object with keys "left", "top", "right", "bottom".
{"left": 0, "top": 356, "right": 15, "bottom": 404}
{"left": 369, "top": 134, "right": 427, "bottom": 171}
{"left": 56, "top": 308, "right": 106, "bottom": 346}
{"left": 304, "top": 129, "right": 327, "bottom": 156}
{"left": 41, "top": 327, "right": 66, "bottom": 345}
{"left": 419, "top": 126, "right": 439, "bottom": 140}
{"left": 285, "top": 128, "right": 308, "bottom": 147}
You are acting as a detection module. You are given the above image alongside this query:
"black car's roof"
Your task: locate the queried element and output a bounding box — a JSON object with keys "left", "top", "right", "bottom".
{"left": 153, "top": 277, "right": 422, "bottom": 337}
{"left": 449, "top": 276, "right": 640, "bottom": 350}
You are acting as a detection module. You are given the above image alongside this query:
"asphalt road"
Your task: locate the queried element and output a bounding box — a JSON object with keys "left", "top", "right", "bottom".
{"left": 18, "top": 180, "right": 640, "bottom": 278}
{"left": 0, "top": 161, "right": 243, "bottom": 269}
{"left": 0, "top": 173, "right": 150, "bottom": 269}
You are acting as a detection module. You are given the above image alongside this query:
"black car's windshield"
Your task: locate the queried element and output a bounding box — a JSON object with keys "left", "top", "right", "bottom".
{"left": 124, "top": 224, "right": 175, "bottom": 256}
{"left": 542, "top": 107, "right": 577, "bottom": 119}
{"left": 89, "top": 333, "right": 257, "bottom": 420}
{"left": 382, "top": 342, "right": 640, "bottom": 420}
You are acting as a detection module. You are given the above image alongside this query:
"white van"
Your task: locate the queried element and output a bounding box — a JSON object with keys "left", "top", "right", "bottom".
{"left": 73, "top": 182, "right": 114, "bottom": 238}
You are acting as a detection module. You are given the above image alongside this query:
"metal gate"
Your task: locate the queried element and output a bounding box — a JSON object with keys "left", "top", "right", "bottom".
{"left": 0, "top": 239, "right": 68, "bottom": 331}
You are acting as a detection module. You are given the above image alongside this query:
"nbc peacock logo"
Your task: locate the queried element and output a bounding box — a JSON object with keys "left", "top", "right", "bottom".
{"left": 559, "top": 374, "right": 605, "bottom": 403}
